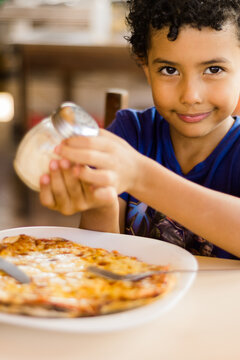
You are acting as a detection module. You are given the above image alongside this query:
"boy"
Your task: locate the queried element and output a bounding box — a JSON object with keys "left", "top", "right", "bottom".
{"left": 40, "top": 0, "right": 240, "bottom": 259}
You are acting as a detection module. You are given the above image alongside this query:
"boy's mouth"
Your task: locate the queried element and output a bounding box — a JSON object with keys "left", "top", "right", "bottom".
{"left": 177, "top": 112, "right": 211, "bottom": 123}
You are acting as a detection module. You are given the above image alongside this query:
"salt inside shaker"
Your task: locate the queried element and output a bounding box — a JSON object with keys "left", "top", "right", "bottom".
{"left": 14, "top": 102, "right": 99, "bottom": 191}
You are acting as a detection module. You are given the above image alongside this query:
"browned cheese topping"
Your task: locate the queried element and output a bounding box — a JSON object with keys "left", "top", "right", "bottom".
{"left": 0, "top": 235, "right": 174, "bottom": 318}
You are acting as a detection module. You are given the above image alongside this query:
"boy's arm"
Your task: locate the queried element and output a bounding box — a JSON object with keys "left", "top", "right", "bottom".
{"left": 57, "top": 130, "right": 240, "bottom": 257}
{"left": 80, "top": 197, "right": 126, "bottom": 233}
{"left": 134, "top": 154, "right": 240, "bottom": 257}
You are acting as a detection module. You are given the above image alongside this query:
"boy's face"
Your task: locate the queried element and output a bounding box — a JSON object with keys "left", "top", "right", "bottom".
{"left": 143, "top": 24, "right": 240, "bottom": 139}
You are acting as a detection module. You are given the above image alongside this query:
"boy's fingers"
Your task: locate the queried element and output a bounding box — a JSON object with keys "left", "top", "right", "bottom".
{"left": 57, "top": 147, "right": 111, "bottom": 169}
{"left": 48, "top": 160, "right": 73, "bottom": 213}
{"left": 59, "top": 160, "right": 86, "bottom": 200}
{"left": 39, "top": 174, "right": 56, "bottom": 209}
{"left": 73, "top": 165, "right": 115, "bottom": 187}
{"left": 64, "top": 128, "right": 118, "bottom": 148}
{"left": 52, "top": 160, "right": 96, "bottom": 213}
{"left": 56, "top": 129, "right": 125, "bottom": 158}
{"left": 40, "top": 161, "right": 114, "bottom": 214}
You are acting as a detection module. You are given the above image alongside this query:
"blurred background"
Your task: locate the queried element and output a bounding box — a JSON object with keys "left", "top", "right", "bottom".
{"left": 0, "top": 0, "right": 153, "bottom": 230}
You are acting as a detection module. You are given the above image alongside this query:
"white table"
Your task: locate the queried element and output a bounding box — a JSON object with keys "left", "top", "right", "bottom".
{"left": 0, "top": 256, "right": 239, "bottom": 360}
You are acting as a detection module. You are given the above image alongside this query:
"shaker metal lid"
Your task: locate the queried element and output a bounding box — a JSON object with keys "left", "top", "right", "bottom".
{"left": 51, "top": 102, "right": 99, "bottom": 138}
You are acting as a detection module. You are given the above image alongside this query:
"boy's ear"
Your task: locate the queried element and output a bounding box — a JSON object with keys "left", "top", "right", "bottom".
{"left": 233, "top": 96, "right": 240, "bottom": 116}
{"left": 142, "top": 65, "right": 151, "bottom": 85}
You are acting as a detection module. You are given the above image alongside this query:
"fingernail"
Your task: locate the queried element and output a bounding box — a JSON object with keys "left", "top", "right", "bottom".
{"left": 40, "top": 174, "right": 50, "bottom": 185}
{"left": 60, "top": 159, "right": 70, "bottom": 169}
{"left": 50, "top": 160, "right": 58, "bottom": 170}
{"left": 54, "top": 145, "right": 61, "bottom": 154}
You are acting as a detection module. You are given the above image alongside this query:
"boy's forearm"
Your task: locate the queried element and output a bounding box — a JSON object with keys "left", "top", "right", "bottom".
{"left": 132, "top": 154, "right": 240, "bottom": 257}
{"left": 79, "top": 201, "right": 120, "bottom": 233}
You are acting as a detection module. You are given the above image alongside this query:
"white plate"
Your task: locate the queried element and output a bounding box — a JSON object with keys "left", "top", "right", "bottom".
{"left": 0, "top": 226, "right": 198, "bottom": 333}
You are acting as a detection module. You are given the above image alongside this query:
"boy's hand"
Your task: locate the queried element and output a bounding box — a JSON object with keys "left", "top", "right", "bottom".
{"left": 39, "top": 158, "right": 118, "bottom": 215}
{"left": 54, "top": 129, "right": 140, "bottom": 196}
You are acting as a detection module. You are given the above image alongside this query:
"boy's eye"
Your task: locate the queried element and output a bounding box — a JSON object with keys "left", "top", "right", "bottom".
{"left": 159, "top": 66, "right": 179, "bottom": 76}
{"left": 204, "top": 66, "right": 223, "bottom": 74}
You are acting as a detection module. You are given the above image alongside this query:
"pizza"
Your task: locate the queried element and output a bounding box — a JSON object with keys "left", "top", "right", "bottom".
{"left": 0, "top": 234, "right": 175, "bottom": 318}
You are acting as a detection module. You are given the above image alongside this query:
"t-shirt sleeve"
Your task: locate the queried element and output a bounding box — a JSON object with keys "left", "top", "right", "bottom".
{"left": 107, "top": 107, "right": 157, "bottom": 151}
{"left": 107, "top": 109, "right": 140, "bottom": 148}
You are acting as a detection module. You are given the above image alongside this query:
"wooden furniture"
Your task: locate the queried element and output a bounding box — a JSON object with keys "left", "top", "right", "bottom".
{"left": 0, "top": 2, "right": 141, "bottom": 133}
{"left": 0, "top": 256, "right": 239, "bottom": 360}
{"left": 104, "top": 88, "right": 129, "bottom": 127}
{"left": 14, "top": 42, "right": 142, "bottom": 134}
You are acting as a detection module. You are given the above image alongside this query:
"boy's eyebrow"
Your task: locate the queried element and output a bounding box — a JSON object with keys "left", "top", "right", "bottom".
{"left": 200, "top": 58, "right": 231, "bottom": 65}
{"left": 152, "top": 57, "right": 231, "bottom": 66}
{"left": 152, "top": 59, "right": 179, "bottom": 66}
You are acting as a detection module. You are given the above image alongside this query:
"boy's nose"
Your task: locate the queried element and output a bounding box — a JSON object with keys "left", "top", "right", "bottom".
{"left": 179, "top": 78, "right": 203, "bottom": 105}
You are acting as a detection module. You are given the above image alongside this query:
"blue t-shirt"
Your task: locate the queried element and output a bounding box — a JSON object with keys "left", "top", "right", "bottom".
{"left": 108, "top": 107, "right": 240, "bottom": 259}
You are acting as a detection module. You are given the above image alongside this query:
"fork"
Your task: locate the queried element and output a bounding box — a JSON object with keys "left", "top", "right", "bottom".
{"left": 86, "top": 265, "right": 198, "bottom": 281}
{"left": 0, "top": 256, "right": 31, "bottom": 284}
{"left": 87, "top": 265, "right": 240, "bottom": 282}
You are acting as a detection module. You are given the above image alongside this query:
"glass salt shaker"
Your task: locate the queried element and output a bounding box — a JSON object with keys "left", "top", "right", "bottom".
{"left": 14, "top": 102, "right": 99, "bottom": 191}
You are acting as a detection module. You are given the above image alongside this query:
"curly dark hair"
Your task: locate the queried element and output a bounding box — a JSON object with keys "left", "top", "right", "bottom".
{"left": 126, "top": 0, "right": 240, "bottom": 63}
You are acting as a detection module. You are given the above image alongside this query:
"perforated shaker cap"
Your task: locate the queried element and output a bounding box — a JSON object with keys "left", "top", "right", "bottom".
{"left": 51, "top": 102, "right": 99, "bottom": 138}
